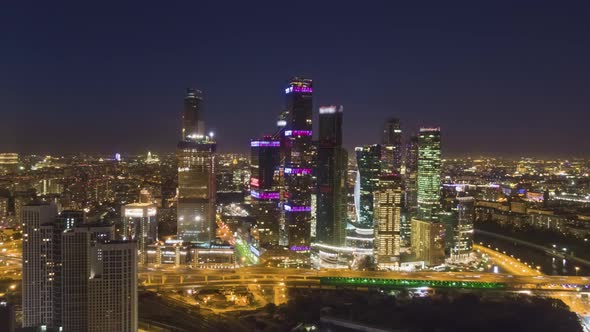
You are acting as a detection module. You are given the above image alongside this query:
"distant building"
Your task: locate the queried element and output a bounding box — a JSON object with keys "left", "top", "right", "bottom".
{"left": 373, "top": 174, "right": 402, "bottom": 270}
{"left": 0, "top": 153, "right": 18, "bottom": 175}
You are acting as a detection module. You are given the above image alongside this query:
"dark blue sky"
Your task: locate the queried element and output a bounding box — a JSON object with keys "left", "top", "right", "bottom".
{"left": 1, "top": 1, "right": 589, "bottom": 157}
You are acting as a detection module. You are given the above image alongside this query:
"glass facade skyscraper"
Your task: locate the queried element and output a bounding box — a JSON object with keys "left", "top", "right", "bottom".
{"left": 281, "top": 77, "right": 314, "bottom": 248}
{"left": 315, "top": 106, "right": 347, "bottom": 247}
{"left": 417, "top": 128, "right": 441, "bottom": 221}
{"left": 411, "top": 127, "right": 444, "bottom": 265}
{"left": 355, "top": 144, "right": 381, "bottom": 229}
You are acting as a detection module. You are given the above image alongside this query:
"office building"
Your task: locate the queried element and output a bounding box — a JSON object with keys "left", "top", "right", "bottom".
{"left": 373, "top": 174, "right": 402, "bottom": 270}
{"left": 177, "top": 88, "right": 217, "bottom": 243}
{"left": 122, "top": 202, "right": 157, "bottom": 264}
{"left": 417, "top": 128, "right": 442, "bottom": 221}
{"left": 315, "top": 105, "right": 347, "bottom": 247}
{"left": 250, "top": 136, "right": 281, "bottom": 246}
{"left": 381, "top": 118, "right": 403, "bottom": 175}
{"left": 411, "top": 218, "right": 445, "bottom": 266}
{"left": 281, "top": 77, "right": 314, "bottom": 248}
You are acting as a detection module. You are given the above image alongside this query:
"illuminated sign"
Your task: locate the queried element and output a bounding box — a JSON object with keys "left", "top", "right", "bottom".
{"left": 419, "top": 127, "right": 440, "bottom": 132}
{"left": 284, "top": 167, "right": 312, "bottom": 175}
{"left": 290, "top": 245, "right": 310, "bottom": 251}
{"left": 251, "top": 140, "right": 280, "bottom": 147}
{"left": 250, "top": 177, "right": 259, "bottom": 187}
{"left": 250, "top": 190, "right": 280, "bottom": 200}
{"left": 124, "top": 206, "right": 156, "bottom": 218}
{"left": 115, "top": 153, "right": 121, "bottom": 161}
{"left": 285, "top": 86, "right": 313, "bottom": 94}
{"left": 277, "top": 120, "right": 287, "bottom": 127}
{"left": 284, "top": 205, "right": 312, "bottom": 212}
{"left": 125, "top": 208, "right": 145, "bottom": 218}
{"left": 284, "top": 130, "right": 312, "bottom": 137}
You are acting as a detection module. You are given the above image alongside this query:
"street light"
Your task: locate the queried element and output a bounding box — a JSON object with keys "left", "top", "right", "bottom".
{"left": 575, "top": 266, "right": 580, "bottom": 276}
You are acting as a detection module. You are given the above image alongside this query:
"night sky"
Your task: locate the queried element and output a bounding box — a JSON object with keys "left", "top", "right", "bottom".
{"left": 1, "top": 1, "right": 589, "bottom": 157}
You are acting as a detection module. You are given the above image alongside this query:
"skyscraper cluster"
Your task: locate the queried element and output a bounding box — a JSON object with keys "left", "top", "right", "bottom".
{"left": 240, "top": 77, "right": 474, "bottom": 269}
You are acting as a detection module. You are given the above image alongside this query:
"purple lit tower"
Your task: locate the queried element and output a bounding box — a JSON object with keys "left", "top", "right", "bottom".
{"left": 250, "top": 136, "right": 281, "bottom": 245}
{"left": 281, "top": 77, "right": 314, "bottom": 249}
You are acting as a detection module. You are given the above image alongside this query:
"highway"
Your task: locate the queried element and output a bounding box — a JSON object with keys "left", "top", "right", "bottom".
{"left": 5, "top": 236, "right": 590, "bottom": 321}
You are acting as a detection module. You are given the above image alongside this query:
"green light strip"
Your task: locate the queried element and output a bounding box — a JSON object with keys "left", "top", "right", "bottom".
{"left": 320, "top": 277, "right": 505, "bottom": 289}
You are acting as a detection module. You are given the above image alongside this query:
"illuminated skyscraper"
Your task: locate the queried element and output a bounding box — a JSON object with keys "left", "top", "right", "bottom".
{"left": 374, "top": 174, "right": 402, "bottom": 270}
{"left": 381, "top": 118, "right": 403, "bottom": 175}
{"left": 177, "top": 88, "right": 217, "bottom": 243}
{"left": 315, "top": 106, "right": 348, "bottom": 247}
{"left": 417, "top": 128, "right": 441, "bottom": 221}
{"left": 250, "top": 136, "right": 281, "bottom": 246}
{"left": 411, "top": 127, "right": 444, "bottom": 265}
{"left": 281, "top": 77, "right": 314, "bottom": 249}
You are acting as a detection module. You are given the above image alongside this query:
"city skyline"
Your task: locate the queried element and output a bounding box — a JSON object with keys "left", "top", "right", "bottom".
{"left": 3, "top": 2, "right": 590, "bottom": 331}
{"left": 1, "top": 2, "right": 590, "bottom": 157}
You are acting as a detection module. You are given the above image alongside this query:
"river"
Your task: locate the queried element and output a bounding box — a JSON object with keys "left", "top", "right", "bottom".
{"left": 474, "top": 232, "right": 590, "bottom": 276}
